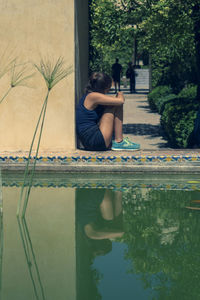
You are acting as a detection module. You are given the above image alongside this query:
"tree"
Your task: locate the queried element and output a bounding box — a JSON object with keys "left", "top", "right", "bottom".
{"left": 119, "top": 0, "right": 200, "bottom": 95}
{"left": 89, "top": 0, "right": 136, "bottom": 75}
{"left": 89, "top": 0, "right": 200, "bottom": 97}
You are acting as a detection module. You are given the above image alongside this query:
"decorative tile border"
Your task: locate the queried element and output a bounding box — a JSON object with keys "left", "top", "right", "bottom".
{"left": 0, "top": 154, "right": 200, "bottom": 165}
{"left": 2, "top": 180, "right": 200, "bottom": 191}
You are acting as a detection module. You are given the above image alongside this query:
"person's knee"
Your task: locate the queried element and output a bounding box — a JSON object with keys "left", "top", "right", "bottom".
{"left": 108, "top": 105, "right": 123, "bottom": 115}
{"left": 115, "top": 104, "right": 123, "bottom": 112}
{"left": 104, "top": 106, "right": 116, "bottom": 114}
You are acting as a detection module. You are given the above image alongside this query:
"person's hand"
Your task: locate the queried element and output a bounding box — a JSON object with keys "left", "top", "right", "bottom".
{"left": 116, "top": 91, "right": 125, "bottom": 103}
{"left": 116, "top": 91, "right": 123, "bottom": 97}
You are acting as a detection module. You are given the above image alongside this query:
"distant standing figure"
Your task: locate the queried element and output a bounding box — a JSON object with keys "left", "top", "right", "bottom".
{"left": 112, "top": 58, "right": 122, "bottom": 93}
{"left": 126, "top": 62, "right": 137, "bottom": 93}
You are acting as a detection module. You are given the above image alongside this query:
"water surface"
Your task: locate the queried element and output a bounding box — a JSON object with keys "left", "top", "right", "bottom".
{"left": 1, "top": 172, "right": 200, "bottom": 300}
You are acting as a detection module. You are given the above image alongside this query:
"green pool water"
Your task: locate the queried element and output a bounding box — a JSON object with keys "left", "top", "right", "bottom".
{"left": 1, "top": 172, "right": 200, "bottom": 300}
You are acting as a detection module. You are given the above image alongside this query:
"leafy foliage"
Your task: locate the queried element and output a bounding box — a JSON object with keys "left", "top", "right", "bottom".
{"left": 135, "top": 0, "right": 198, "bottom": 91}
{"left": 17, "top": 57, "right": 73, "bottom": 217}
{"left": 89, "top": 0, "right": 200, "bottom": 95}
{"left": 147, "top": 85, "right": 172, "bottom": 111}
{"left": 156, "top": 93, "right": 177, "bottom": 114}
{"left": 34, "top": 57, "right": 72, "bottom": 90}
{"left": 121, "top": 187, "right": 200, "bottom": 299}
{"left": 161, "top": 85, "right": 198, "bottom": 148}
{"left": 0, "top": 47, "right": 16, "bottom": 80}
{"left": 10, "top": 61, "right": 35, "bottom": 88}
{"left": 89, "top": 0, "right": 135, "bottom": 74}
{"left": 0, "top": 60, "right": 35, "bottom": 105}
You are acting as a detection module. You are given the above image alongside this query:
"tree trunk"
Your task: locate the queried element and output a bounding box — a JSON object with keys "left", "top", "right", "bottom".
{"left": 149, "top": 53, "right": 152, "bottom": 92}
{"left": 132, "top": 35, "right": 137, "bottom": 66}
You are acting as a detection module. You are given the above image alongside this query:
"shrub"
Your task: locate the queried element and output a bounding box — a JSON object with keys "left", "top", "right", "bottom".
{"left": 148, "top": 85, "right": 172, "bottom": 111}
{"left": 177, "top": 84, "right": 197, "bottom": 100}
{"left": 156, "top": 93, "right": 177, "bottom": 114}
{"left": 161, "top": 85, "right": 198, "bottom": 148}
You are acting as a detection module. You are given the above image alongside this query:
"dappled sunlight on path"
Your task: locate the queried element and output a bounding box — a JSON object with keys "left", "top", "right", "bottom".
{"left": 122, "top": 89, "right": 170, "bottom": 150}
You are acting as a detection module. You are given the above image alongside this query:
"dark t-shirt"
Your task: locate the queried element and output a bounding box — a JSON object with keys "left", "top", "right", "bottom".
{"left": 112, "top": 63, "right": 122, "bottom": 81}
{"left": 76, "top": 94, "right": 105, "bottom": 136}
{"left": 126, "top": 67, "right": 136, "bottom": 81}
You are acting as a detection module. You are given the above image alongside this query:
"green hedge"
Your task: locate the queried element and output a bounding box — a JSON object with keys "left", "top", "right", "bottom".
{"left": 156, "top": 93, "right": 177, "bottom": 114}
{"left": 161, "top": 86, "right": 198, "bottom": 148}
{"left": 148, "top": 85, "right": 172, "bottom": 111}
{"left": 177, "top": 84, "right": 197, "bottom": 100}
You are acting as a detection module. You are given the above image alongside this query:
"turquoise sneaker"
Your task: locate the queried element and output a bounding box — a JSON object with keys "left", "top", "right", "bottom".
{"left": 111, "top": 137, "right": 140, "bottom": 151}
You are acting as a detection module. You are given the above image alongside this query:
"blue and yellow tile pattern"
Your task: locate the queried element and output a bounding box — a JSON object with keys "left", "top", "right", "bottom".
{"left": 2, "top": 179, "right": 200, "bottom": 191}
{"left": 0, "top": 153, "right": 200, "bottom": 165}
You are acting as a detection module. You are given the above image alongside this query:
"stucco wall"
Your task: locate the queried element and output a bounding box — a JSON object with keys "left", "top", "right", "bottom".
{"left": 0, "top": 0, "right": 77, "bottom": 152}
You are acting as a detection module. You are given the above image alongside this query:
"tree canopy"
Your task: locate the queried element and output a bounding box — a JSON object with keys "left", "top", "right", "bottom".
{"left": 89, "top": 0, "right": 200, "bottom": 95}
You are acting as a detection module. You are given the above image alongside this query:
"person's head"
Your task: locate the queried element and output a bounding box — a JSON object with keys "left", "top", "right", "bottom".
{"left": 85, "top": 72, "right": 112, "bottom": 94}
{"left": 116, "top": 58, "right": 119, "bottom": 63}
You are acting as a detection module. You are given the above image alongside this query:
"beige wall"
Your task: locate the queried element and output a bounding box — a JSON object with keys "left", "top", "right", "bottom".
{"left": 0, "top": 0, "right": 88, "bottom": 152}
{"left": 2, "top": 186, "right": 76, "bottom": 300}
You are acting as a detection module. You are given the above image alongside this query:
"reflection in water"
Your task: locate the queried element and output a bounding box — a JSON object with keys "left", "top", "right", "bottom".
{"left": 17, "top": 170, "right": 35, "bottom": 217}
{"left": 76, "top": 188, "right": 124, "bottom": 300}
{"left": 16, "top": 153, "right": 46, "bottom": 299}
{"left": 76, "top": 187, "right": 200, "bottom": 300}
{"left": 122, "top": 189, "right": 200, "bottom": 299}
{"left": 17, "top": 216, "right": 46, "bottom": 300}
{"left": 2, "top": 175, "right": 200, "bottom": 299}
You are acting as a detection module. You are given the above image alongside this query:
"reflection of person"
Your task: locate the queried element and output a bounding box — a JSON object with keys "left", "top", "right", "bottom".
{"left": 126, "top": 62, "right": 137, "bottom": 93}
{"left": 112, "top": 58, "right": 122, "bottom": 93}
{"left": 76, "top": 72, "right": 140, "bottom": 151}
{"left": 83, "top": 189, "right": 124, "bottom": 241}
{"left": 76, "top": 188, "right": 124, "bottom": 300}
{"left": 77, "top": 189, "right": 124, "bottom": 240}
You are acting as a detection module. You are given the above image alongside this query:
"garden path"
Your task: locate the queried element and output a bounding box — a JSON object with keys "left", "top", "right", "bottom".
{"left": 111, "top": 87, "right": 170, "bottom": 150}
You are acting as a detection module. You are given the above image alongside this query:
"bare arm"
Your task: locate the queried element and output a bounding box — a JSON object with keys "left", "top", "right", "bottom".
{"left": 84, "top": 91, "right": 125, "bottom": 110}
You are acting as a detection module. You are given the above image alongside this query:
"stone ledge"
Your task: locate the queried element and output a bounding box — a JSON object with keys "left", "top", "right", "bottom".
{"left": 0, "top": 149, "right": 200, "bottom": 172}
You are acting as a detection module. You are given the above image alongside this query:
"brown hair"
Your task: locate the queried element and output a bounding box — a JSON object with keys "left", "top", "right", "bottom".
{"left": 85, "top": 72, "right": 112, "bottom": 93}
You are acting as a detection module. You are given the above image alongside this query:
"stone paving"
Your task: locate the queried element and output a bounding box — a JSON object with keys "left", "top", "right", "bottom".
{"left": 122, "top": 88, "right": 169, "bottom": 150}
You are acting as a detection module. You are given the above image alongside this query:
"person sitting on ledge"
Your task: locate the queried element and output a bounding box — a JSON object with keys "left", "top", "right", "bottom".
{"left": 76, "top": 72, "right": 140, "bottom": 151}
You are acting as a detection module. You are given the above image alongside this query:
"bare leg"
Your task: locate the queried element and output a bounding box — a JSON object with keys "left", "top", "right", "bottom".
{"left": 113, "top": 191, "right": 123, "bottom": 217}
{"left": 99, "top": 105, "right": 123, "bottom": 148}
{"left": 118, "top": 80, "right": 121, "bottom": 91}
{"left": 114, "top": 81, "right": 117, "bottom": 93}
{"left": 100, "top": 190, "right": 114, "bottom": 220}
{"left": 100, "top": 190, "right": 122, "bottom": 219}
{"left": 84, "top": 189, "right": 124, "bottom": 240}
{"left": 114, "top": 105, "right": 123, "bottom": 142}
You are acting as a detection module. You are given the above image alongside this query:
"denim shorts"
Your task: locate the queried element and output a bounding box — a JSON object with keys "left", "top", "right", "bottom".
{"left": 79, "top": 125, "right": 107, "bottom": 151}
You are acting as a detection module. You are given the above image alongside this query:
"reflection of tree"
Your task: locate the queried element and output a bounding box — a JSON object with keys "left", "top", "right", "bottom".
{"left": 17, "top": 216, "right": 46, "bottom": 300}
{"left": 76, "top": 188, "right": 124, "bottom": 300}
{"left": 121, "top": 188, "right": 200, "bottom": 299}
